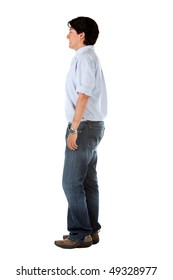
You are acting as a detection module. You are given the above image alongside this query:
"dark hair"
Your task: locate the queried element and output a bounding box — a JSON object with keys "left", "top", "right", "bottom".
{"left": 68, "top": 16, "right": 99, "bottom": 45}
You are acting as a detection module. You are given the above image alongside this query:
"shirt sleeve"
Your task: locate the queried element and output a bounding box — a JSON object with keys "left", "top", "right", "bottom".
{"left": 76, "top": 55, "right": 96, "bottom": 96}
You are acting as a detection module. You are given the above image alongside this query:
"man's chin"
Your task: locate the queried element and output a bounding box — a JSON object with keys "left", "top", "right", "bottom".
{"left": 69, "top": 45, "right": 74, "bottom": 50}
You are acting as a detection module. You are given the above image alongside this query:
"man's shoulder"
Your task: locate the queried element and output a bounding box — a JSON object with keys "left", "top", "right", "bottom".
{"left": 77, "top": 49, "right": 97, "bottom": 65}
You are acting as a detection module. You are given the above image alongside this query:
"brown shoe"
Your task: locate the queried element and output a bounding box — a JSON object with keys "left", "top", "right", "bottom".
{"left": 92, "top": 231, "right": 100, "bottom": 244}
{"left": 54, "top": 235, "right": 92, "bottom": 249}
{"left": 63, "top": 231, "right": 99, "bottom": 245}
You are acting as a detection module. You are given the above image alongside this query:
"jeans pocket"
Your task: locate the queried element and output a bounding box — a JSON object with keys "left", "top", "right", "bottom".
{"left": 77, "top": 122, "right": 87, "bottom": 134}
{"left": 88, "top": 127, "right": 105, "bottom": 150}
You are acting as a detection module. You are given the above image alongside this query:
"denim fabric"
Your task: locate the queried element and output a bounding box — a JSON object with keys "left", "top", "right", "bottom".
{"left": 62, "top": 121, "right": 105, "bottom": 242}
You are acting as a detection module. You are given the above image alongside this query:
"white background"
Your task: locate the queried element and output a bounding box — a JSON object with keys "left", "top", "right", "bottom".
{"left": 0, "top": 0, "right": 173, "bottom": 279}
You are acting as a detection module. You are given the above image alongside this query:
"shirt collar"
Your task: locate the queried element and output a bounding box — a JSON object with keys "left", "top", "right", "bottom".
{"left": 75, "top": 45, "right": 94, "bottom": 56}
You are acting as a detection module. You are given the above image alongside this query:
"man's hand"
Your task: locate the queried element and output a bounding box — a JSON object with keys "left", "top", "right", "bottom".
{"left": 67, "top": 133, "right": 78, "bottom": 150}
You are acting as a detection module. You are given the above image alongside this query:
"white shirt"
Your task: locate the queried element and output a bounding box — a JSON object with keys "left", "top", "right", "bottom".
{"left": 65, "top": 45, "right": 107, "bottom": 122}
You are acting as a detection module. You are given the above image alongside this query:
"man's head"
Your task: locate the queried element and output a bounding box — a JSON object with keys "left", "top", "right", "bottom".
{"left": 67, "top": 16, "right": 99, "bottom": 50}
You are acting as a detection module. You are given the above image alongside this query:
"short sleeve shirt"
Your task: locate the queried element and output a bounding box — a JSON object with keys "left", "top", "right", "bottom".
{"left": 65, "top": 45, "right": 107, "bottom": 122}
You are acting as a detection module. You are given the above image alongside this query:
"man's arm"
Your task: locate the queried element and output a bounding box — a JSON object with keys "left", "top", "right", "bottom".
{"left": 67, "top": 93, "right": 89, "bottom": 150}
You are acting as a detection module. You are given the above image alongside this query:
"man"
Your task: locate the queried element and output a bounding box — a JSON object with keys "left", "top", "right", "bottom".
{"left": 54, "top": 16, "right": 107, "bottom": 249}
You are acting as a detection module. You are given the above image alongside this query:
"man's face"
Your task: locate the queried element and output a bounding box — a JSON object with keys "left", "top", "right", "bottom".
{"left": 66, "top": 28, "right": 85, "bottom": 50}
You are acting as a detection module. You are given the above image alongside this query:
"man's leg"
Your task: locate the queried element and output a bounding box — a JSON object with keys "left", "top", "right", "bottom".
{"left": 84, "top": 149, "right": 101, "bottom": 233}
{"left": 62, "top": 125, "right": 92, "bottom": 242}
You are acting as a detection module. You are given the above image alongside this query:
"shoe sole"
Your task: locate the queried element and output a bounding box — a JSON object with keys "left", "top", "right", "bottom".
{"left": 55, "top": 240, "right": 92, "bottom": 249}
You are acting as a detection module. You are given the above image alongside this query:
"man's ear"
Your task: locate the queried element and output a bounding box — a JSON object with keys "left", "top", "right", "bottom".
{"left": 79, "top": 32, "right": 85, "bottom": 41}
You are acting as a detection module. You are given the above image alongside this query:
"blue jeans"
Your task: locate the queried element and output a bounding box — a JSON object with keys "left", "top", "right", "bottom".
{"left": 62, "top": 121, "right": 105, "bottom": 242}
